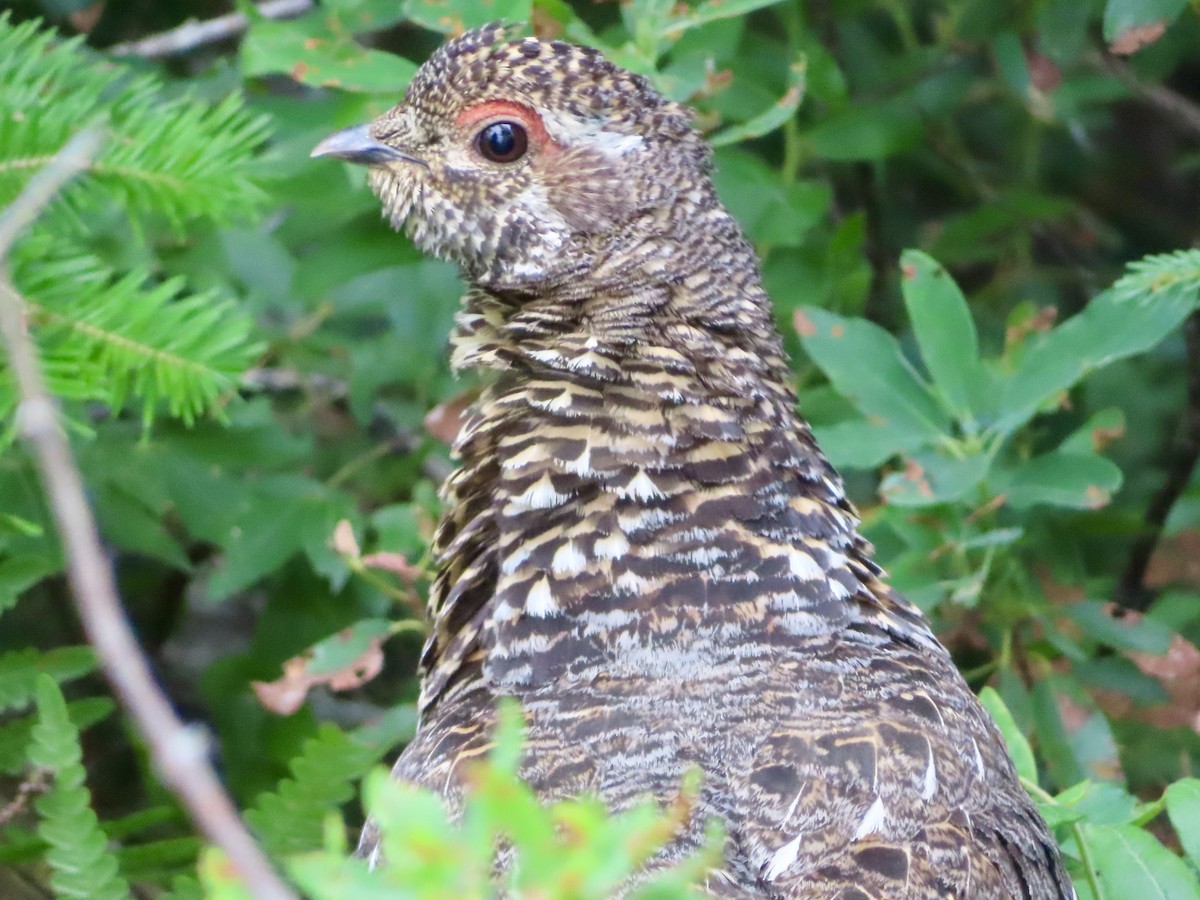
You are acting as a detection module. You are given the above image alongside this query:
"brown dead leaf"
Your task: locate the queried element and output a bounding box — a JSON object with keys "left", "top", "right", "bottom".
{"left": 1091, "top": 421, "right": 1126, "bottom": 453}
{"left": 1025, "top": 50, "right": 1062, "bottom": 93}
{"left": 1146, "top": 530, "right": 1200, "bottom": 590}
{"left": 1035, "top": 565, "right": 1085, "bottom": 606}
{"left": 792, "top": 309, "right": 817, "bottom": 337}
{"left": 703, "top": 67, "right": 734, "bottom": 96}
{"left": 332, "top": 518, "right": 360, "bottom": 558}
{"left": 1110, "top": 22, "right": 1168, "bottom": 56}
{"left": 68, "top": 2, "right": 105, "bottom": 33}
{"left": 251, "top": 629, "right": 386, "bottom": 716}
{"left": 1075, "top": 605, "right": 1200, "bottom": 733}
{"left": 1095, "top": 633, "right": 1200, "bottom": 732}
{"left": 530, "top": 5, "right": 565, "bottom": 37}
{"left": 1005, "top": 306, "right": 1058, "bottom": 352}
{"left": 901, "top": 458, "right": 934, "bottom": 499}
{"left": 1055, "top": 691, "right": 1123, "bottom": 780}
{"left": 965, "top": 493, "right": 1008, "bottom": 524}
{"left": 425, "top": 389, "right": 476, "bottom": 445}
{"left": 360, "top": 551, "right": 424, "bottom": 582}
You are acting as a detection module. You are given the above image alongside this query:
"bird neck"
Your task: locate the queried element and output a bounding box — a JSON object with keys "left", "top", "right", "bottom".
{"left": 420, "top": 210, "right": 899, "bottom": 707}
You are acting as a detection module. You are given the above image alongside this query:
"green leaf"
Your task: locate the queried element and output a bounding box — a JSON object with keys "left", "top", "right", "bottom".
{"left": 1063, "top": 601, "right": 1174, "bottom": 655}
{"left": 352, "top": 703, "right": 418, "bottom": 754}
{"left": 1075, "top": 657, "right": 1170, "bottom": 705}
{"left": 979, "top": 687, "right": 1037, "bottom": 783}
{"left": 992, "top": 30, "right": 1031, "bottom": 99}
{"left": 1031, "top": 674, "right": 1121, "bottom": 787}
{"left": 403, "top": 0, "right": 534, "bottom": 35}
{"left": 709, "top": 57, "right": 806, "bottom": 148}
{"left": 0, "top": 647, "right": 97, "bottom": 713}
{"left": 30, "top": 676, "right": 131, "bottom": 900}
{"left": 796, "top": 306, "right": 950, "bottom": 439}
{"left": 1000, "top": 451, "right": 1123, "bottom": 510}
{"left": 813, "top": 417, "right": 927, "bottom": 468}
{"left": 1069, "top": 780, "right": 1141, "bottom": 826}
{"left": 1058, "top": 408, "right": 1126, "bottom": 456}
{"left": 1102, "top": 0, "right": 1190, "bottom": 43}
{"left": 243, "top": 17, "right": 418, "bottom": 93}
{"left": 879, "top": 450, "right": 990, "bottom": 507}
{"left": 305, "top": 619, "right": 393, "bottom": 677}
{"left": 0, "top": 554, "right": 56, "bottom": 615}
{"left": 206, "top": 475, "right": 352, "bottom": 600}
{"left": 662, "top": 0, "right": 788, "bottom": 39}
{"left": 115, "top": 836, "right": 202, "bottom": 881}
{"left": 805, "top": 100, "right": 922, "bottom": 161}
{"left": 0, "top": 697, "right": 114, "bottom": 775}
{"left": 246, "top": 724, "right": 381, "bottom": 856}
{"left": 1084, "top": 822, "right": 1200, "bottom": 899}
{"left": 899, "top": 250, "right": 987, "bottom": 422}
{"left": 1167, "top": 779, "right": 1200, "bottom": 870}
{"left": 160, "top": 874, "right": 204, "bottom": 900}
{"left": 712, "top": 150, "right": 831, "bottom": 247}
{"left": 323, "top": 0, "right": 412, "bottom": 32}
{"left": 1038, "top": 781, "right": 1088, "bottom": 828}
{"left": 995, "top": 285, "right": 1196, "bottom": 436}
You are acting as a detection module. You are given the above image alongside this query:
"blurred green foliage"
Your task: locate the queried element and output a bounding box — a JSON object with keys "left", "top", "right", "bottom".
{"left": 1, "top": 0, "right": 1200, "bottom": 896}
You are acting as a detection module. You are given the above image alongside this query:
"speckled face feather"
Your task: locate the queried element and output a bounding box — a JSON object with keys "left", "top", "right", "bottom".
{"left": 362, "top": 23, "right": 707, "bottom": 289}
{"left": 332, "top": 25, "right": 1074, "bottom": 898}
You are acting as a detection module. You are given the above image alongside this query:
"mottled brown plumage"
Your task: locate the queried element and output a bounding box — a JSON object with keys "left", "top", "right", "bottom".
{"left": 313, "top": 24, "right": 1073, "bottom": 898}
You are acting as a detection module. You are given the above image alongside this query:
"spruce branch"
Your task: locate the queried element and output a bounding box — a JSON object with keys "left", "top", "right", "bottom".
{"left": 4, "top": 235, "right": 263, "bottom": 427}
{"left": 0, "top": 14, "right": 269, "bottom": 428}
{"left": 0, "top": 128, "right": 296, "bottom": 900}
{"left": 0, "top": 15, "right": 270, "bottom": 230}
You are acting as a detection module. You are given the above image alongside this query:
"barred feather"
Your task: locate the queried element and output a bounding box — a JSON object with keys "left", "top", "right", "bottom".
{"left": 323, "top": 25, "right": 1073, "bottom": 898}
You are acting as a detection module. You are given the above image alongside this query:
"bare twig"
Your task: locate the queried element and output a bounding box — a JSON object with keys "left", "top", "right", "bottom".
{"left": 1116, "top": 311, "right": 1200, "bottom": 611}
{"left": 1093, "top": 51, "right": 1200, "bottom": 142}
{"left": 108, "top": 0, "right": 314, "bottom": 59}
{"left": 243, "top": 366, "right": 453, "bottom": 481}
{"left": 0, "top": 770, "right": 49, "bottom": 827}
{"left": 0, "top": 130, "right": 296, "bottom": 900}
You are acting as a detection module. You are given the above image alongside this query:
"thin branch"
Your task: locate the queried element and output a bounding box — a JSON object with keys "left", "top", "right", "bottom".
{"left": 0, "top": 770, "right": 49, "bottom": 827}
{"left": 108, "top": 0, "right": 314, "bottom": 59}
{"left": 1092, "top": 51, "right": 1200, "bottom": 142}
{"left": 1116, "top": 310, "right": 1200, "bottom": 611}
{"left": 853, "top": 161, "right": 890, "bottom": 326}
{"left": 0, "top": 129, "right": 295, "bottom": 900}
{"left": 243, "top": 366, "right": 453, "bottom": 481}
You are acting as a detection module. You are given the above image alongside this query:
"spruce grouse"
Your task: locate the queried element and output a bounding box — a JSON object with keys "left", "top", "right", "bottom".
{"left": 313, "top": 24, "right": 1074, "bottom": 898}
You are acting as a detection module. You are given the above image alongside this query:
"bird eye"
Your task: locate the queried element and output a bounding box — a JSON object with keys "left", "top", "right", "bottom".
{"left": 476, "top": 121, "right": 528, "bottom": 163}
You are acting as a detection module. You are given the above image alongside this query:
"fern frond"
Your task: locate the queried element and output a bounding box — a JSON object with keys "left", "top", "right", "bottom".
{"left": 0, "top": 647, "right": 96, "bottom": 714}
{"left": 245, "top": 724, "right": 379, "bottom": 857}
{"left": 160, "top": 874, "right": 204, "bottom": 900}
{"left": 1113, "top": 249, "right": 1200, "bottom": 306}
{"left": 0, "top": 13, "right": 269, "bottom": 230}
{"left": 1, "top": 234, "right": 264, "bottom": 426}
{"left": 114, "top": 836, "right": 202, "bottom": 882}
{"left": 0, "top": 696, "right": 113, "bottom": 775}
{"left": 29, "top": 675, "right": 131, "bottom": 900}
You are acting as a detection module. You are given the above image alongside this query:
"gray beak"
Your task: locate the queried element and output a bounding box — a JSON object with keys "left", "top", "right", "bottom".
{"left": 311, "top": 124, "right": 424, "bottom": 167}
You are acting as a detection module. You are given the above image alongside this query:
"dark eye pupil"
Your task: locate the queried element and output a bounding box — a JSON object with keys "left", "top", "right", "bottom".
{"left": 478, "top": 121, "right": 528, "bottom": 162}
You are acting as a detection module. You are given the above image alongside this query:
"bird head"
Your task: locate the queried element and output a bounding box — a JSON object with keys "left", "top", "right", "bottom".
{"left": 312, "top": 24, "right": 711, "bottom": 291}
